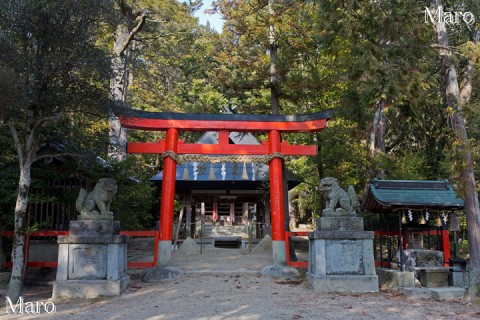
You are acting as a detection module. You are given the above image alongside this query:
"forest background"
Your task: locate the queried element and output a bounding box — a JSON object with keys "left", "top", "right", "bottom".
{"left": 0, "top": 0, "right": 479, "bottom": 301}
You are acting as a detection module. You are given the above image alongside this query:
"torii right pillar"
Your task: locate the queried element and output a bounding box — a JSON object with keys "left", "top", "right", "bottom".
{"left": 268, "top": 130, "right": 286, "bottom": 265}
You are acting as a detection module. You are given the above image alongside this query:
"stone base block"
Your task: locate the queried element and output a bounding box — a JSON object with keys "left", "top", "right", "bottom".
{"left": 377, "top": 269, "right": 415, "bottom": 290}
{"left": 272, "top": 240, "right": 286, "bottom": 266}
{"left": 430, "top": 287, "right": 466, "bottom": 301}
{"left": 417, "top": 267, "right": 449, "bottom": 288}
{"left": 142, "top": 267, "right": 184, "bottom": 283}
{"left": 306, "top": 273, "right": 378, "bottom": 293}
{"left": 52, "top": 275, "right": 130, "bottom": 301}
{"left": 70, "top": 219, "right": 119, "bottom": 235}
{"left": 399, "top": 287, "right": 432, "bottom": 299}
{"left": 317, "top": 216, "right": 364, "bottom": 231}
{"left": 260, "top": 265, "right": 300, "bottom": 278}
{"left": 157, "top": 240, "right": 173, "bottom": 266}
{"left": 399, "top": 287, "right": 466, "bottom": 301}
{"left": 449, "top": 271, "right": 469, "bottom": 288}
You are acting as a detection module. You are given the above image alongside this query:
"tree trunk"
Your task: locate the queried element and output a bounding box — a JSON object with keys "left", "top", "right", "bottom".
{"left": 370, "top": 100, "right": 386, "bottom": 179}
{"left": 6, "top": 166, "right": 31, "bottom": 302}
{"left": 108, "top": 5, "right": 146, "bottom": 161}
{"left": 268, "top": 0, "right": 280, "bottom": 114}
{"left": 431, "top": 0, "right": 480, "bottom": 300}
{"left": 109, "top": 23, "right": 130, "bottom": 162}
{"left": 364, "top": 100, "right": 386, "bottom": 195}
{"left": 376, "top": 102, "right": 386, "bottom": 179}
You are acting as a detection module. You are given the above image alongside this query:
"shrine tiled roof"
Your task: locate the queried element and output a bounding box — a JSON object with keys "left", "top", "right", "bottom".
{"left": 363, "top": 179, "right": 464, "bottom": 213}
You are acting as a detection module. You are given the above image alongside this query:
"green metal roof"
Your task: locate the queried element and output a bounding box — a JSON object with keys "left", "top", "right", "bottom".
{"left": 364, "top": 179, "right": 464, "bottom": 213}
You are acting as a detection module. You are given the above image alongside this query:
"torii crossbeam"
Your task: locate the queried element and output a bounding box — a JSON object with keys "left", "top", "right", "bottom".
{"left": 120, "top": 109, "right": 333, "bottom": 265}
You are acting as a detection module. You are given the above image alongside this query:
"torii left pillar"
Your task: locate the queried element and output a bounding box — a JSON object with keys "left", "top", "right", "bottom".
{"left": 157, "top": 128, "right": 178, "bottom": 266}
{"left": 268, "top": 130, "right": 286, "bottom": 265}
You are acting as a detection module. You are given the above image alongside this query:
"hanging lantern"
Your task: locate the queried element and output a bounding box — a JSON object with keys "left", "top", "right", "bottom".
{"left": 182, "top": 166, "right": 189, "bottom": 180}
{"left": 449, "top": 212, "right": 460, "bottom": 231}
{"left": 401, "top": 210, "right": 407, "bottom": 224}
{"left": 209, "top": 163, "right": 216, "bottom": 180}
{"left": 435, "top": 215, "right": 442, "bottom": 227}
{"left": 419, "top": 211, "right": 426, "bottom": 225}
{"left": 241, "top": 162, "right": 249, "bottom": 180}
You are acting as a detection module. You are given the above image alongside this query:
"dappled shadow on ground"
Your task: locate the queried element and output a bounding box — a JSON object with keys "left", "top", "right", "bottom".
{"left": 1, "top": 247, "right": 480, "bottom": 319}
{"left": 2, "top": 273, "right": 480, "bottom": 320}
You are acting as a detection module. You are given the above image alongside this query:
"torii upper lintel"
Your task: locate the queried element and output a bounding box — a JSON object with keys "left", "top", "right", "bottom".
{"left": 120, "top": 109, "right": 333, "bottom": 132}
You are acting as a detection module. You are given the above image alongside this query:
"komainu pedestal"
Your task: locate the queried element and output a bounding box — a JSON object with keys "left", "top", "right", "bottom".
{"left": 307, "top": 177, "right": 378, "bottom": 292}
{"left": 52, "top": 219, "right": 130, "bottom": 300}
{"left": 307, "top": 224, "right": 379, "bottom": 292}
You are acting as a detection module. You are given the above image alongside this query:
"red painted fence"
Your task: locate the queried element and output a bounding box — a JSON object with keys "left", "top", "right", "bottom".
{"left": 1, "top": 230, "right": 158, "bottom": 269}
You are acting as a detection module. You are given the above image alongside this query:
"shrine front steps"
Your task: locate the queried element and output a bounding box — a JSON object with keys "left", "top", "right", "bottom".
{"left": 209, "top": 225, "right": 248, "bottom": 237}
{"left": 399, "top": 287, "right": 466, "bottom": 301}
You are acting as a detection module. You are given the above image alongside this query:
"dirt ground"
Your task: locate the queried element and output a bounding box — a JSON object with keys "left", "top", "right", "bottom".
{"left": 1, "top": 240, "right": 480, "bottom": 320}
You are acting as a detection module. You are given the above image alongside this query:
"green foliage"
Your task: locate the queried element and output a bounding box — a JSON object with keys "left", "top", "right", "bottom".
{"left": 375, "top": 152, "right": 428, "bottom": 180}
{"left": 111, "top": 159, "right": 156, "bottom": 230}
{"left": 0, "top": 0, "right": 112, "bottom": 120}
{"left": 0, "top": 0, "right": 478, "bottom": 239}
{"left": 0, "top": 128, "right": 17, "bottom": 229}
{"left": 80, "top": 156, "right": 157, "bottom": 230}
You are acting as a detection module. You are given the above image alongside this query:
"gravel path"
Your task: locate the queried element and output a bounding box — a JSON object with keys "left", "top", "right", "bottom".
{"left": 1, "top": 272, "right": 479, "bottom": 320}
{"left": 1, "top": 240, "right": 480, "bottom": 319}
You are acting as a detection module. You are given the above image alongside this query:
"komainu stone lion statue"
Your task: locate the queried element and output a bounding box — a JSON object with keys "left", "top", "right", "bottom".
{"left": 319, "top": 177, "right": 360, "bottom": 216}
{"left": 75, "top": 178, "right": 117, "bottom": 219}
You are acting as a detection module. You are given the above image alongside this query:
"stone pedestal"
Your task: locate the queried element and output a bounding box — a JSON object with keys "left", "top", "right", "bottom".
{"left": 377, "top": 269, "right": 415, "bottom": 290}
{"left": 417, "top": 267, "right": 450, "bottom": 288}
{"left": 307, "top": 216, "right": 378, "bottom": 292}
{"left": 52, "top": 220, "right": 130, "bottom": 300}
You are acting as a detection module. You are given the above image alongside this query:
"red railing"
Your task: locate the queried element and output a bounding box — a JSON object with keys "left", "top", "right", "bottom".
{"left": 1, "top": 230, "right": 158, "bottom": 269}
{"left": 285, "top": 231, "right": 309, "bottom": 268}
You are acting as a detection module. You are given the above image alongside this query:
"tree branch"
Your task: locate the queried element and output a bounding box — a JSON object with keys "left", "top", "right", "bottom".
{"left": 31, "top": 113, "right": 66, "bottom": 132}
{"left": 117, "top": 14, "right": 147, "bottom": 56}
{"left": 6, "top": 120, "right": 24, "bottom": 168}
{"left": 459, "top": 25, "right": 479, "bottom": 106}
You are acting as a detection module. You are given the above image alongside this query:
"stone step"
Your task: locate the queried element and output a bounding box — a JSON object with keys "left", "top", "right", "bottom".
{"left": 211, "top": 226, "right": 246, "bottom": 233}
{"left": 399, "top": 287, "right": 466, "bottom": 301}
{"left": 196, "top": 225, "right": 249, "bottom": 237}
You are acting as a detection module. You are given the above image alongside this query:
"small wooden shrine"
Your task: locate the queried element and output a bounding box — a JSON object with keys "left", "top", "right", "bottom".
{"left": 364, "top": 179, "right": 464, "bottom": 269}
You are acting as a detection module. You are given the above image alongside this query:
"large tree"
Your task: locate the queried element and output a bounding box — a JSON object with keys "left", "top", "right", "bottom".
{"left": 108, "top": 0, "right": 211, "bottom": 161}
{"left": 428, "top": 0, "right": 480, "bottom": 300}
{"left": 0, "top": 0, "right": 112, "bottom": 302}
{"left": 108, "top": 0, "right": 147, "bottom": 162}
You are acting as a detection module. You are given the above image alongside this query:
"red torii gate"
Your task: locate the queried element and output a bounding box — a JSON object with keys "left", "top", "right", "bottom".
{"left": 120, "top": 110, "right": 333, "bottom": 265}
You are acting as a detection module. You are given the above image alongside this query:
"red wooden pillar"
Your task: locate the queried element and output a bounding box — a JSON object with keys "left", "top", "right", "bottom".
{"left": 268, "top": 129, "right": 286, "bottom": 265}
{"left": 441, "top": 228, "right": 451, "bottom": 266}
{"left": 157, "top": 127, "right": 179, "bottom": 265}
